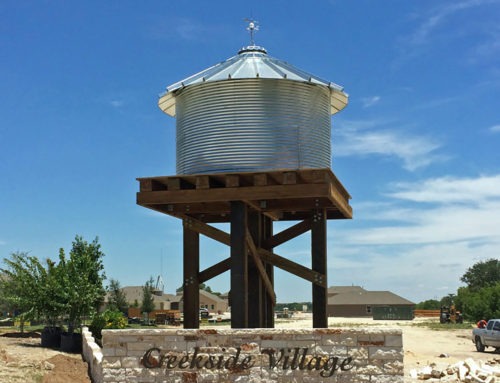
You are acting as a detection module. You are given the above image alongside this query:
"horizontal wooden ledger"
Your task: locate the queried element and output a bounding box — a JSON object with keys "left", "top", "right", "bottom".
{"left": 136, "top": 168, "right": 352, "bottom": 329}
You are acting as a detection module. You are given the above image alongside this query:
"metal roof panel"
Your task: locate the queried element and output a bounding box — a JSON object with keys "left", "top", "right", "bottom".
{"left": 159, "top": 46, "right": 348, "bottom": 116}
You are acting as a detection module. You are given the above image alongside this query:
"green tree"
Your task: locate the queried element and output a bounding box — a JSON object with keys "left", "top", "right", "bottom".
{"left": 415, "top": 299, "right": 441, "bottom": 310}
{"left": 176, "top": 282, "right": 221, "bottom": 295}
{"left": 59, "top": 236, "right": 106, "bottom": 335}
{"left": 460, "top": 258, "right": 500, "bottom": 292}
{"left": 0, "top": 252, "right": 38, "bottom": 332}
{"left": 107, "top": 279, "right": 128, "bottom": 313}
{"left": 455, "top": 283, "right": 500, "bottom": 321}
{"left": 440, "top": 294, "right": 456, "bottom": 307}
{"left": 132, "top": 299, "right": 139, "bottom": 308}
{"left": 141, "top": 277, "right": 155, "bottom": 315}
{"left": 0, "top": 252, "right": 65, "bottom": 332}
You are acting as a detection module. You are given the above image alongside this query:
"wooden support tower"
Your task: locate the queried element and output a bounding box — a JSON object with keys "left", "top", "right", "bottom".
{"left": 137, "top": 168, "right": 352, "bottom": 328}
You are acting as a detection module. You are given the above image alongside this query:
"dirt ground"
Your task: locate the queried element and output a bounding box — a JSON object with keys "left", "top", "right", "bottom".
{"left": 0, "top": 332, "right": 90, "bottom": 383}
{"left": 0, "top": 317, "right": 498, "bottom": 382}
{"left": 273, "top": 315, "right": 500, "bottom": 381}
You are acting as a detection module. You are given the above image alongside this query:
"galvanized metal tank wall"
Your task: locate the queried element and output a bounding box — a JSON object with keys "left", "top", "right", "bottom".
{"left": 175, "top": 78, "right": 331, "bottom": 175}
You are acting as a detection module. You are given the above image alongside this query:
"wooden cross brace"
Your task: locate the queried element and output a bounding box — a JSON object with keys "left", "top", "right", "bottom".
{"left": 181, "top": 214, "right": 326, "bottom": 290}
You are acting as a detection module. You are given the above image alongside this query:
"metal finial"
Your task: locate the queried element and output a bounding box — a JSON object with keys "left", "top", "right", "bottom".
{"left": 243, "top": 17, "right": 259, "bottom": 46}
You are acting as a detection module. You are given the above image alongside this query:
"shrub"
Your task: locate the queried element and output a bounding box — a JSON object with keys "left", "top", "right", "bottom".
{"left": 89, "top": 309, "right": 127, "bottom": 343}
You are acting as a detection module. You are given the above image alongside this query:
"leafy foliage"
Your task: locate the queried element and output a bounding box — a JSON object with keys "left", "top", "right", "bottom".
{"left": 440, "top": 294, "right": 456, "bottom": 307}
{"left": 455, "top": 283, "right": 500, "bottom": 321}
{"left": 176, "top": 282, "right": 221, "bottom": 295}
{"left": 415, "top": 299, "right": 441, "bottom": 310}
{"left": 0, "top": 252, "right": 65, "bottom": 331}
{"left": 460, "top": 258, "right": 500, "bottom": 292}
{"left": 107, "top": 279, "right": 128, "bottom": 313}
{"left": 0, "top": 236, "right": 106, "bottom": 335}
{"left": 89, "top": 309, "right": 127, "bottom": 343}
{"left": 141, "top": 277, "right": 155, "bottom": 314}
{"left": 58, "top": 236, "right": 106, "bottom": 334}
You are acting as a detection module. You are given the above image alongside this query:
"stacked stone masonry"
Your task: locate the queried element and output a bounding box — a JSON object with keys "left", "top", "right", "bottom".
{"left": 98, "top": 328, "right": 403, "bottom": 383}
{"left": 82, "top": 326, "right": 104, "bottom": 383}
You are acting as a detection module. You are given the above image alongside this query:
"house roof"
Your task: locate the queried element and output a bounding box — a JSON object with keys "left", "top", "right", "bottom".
{"left": 328, "top": 290, "right": 415, "bottom": 306}
{"left": 174, "top": 290, "right": 227, "bottom": 303}
{"left": 106, "top": 286, "right": 177, "bottom": 304}
{"left": 328, "top": 286, "right": 366, "bottom": 295}
{"left": 199, "top": 289, "right": 226, "bottom": 303}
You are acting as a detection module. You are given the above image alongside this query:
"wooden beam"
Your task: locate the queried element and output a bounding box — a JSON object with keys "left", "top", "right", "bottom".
{"left": 253, "top": 173, "right": 268, "bottom": 186}
{"left": 247, "top": 212, "right": 263, "bottom": 328}
{"left": 196, "top": 176, "right": 210, "bottom": 189}
{"left": 137, "top": 184, "right": 331, "bottom": 205}
{"left": 328, "top": 184, "right": 353, "bottom": 219}
{"left": 225, "top": 174, "right": 240, "bottom": 188}
{"left": 312, "top": 209, "right": 327, "bottom": 328}
{"left": 139, "top": 179, "right": 166, "bottom": 192}
{"left": 181, "top": 215, "right": 230, "bottom": 246}
{"left": 183, "top": 227, "right": 199, "bottom": 329}
{"left": 243, "top": 200, "right": 279, "bottom": 221}
{"left": 167, "top": 178, "right": 181, "bottom": 190}
{"left": 231, "top": 201, "right": 248, "bottom": 328}
{"left": 246, "top": 229, "right": 276, "bottom": 305}
{"left": 261, "top": 216, "right": 274, "bottom": 328}
{"left": 262, "top": 218, "right": 311, "bottom": 248}
{"left": 258, "top": 248, "right": 326, "bottom": 288}
{"left": 198, "top": 257, "right": 231, "bottom": 284}
{"left": 282, "top": 171, "right": 297, "bottom": 185}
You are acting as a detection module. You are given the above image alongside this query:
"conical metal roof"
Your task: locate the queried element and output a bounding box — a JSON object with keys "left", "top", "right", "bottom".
{"left": 158, "top": 46, "right": 348, "bottom": 117}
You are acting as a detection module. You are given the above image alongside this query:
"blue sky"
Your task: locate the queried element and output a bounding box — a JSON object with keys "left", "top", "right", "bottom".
{"left": 1, "top": 0, "right": 499, "bottom": 304}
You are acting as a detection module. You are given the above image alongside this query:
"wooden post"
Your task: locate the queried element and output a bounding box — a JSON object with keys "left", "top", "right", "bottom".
{"left": 183, "top": 226, "right": 199, "bottom": 328}
{"left": 262, "top": 216, "right": 274, "bottom": 328}
{"left": 231, "top": 201, "right": 248, "bottom": 328}
{"left": 312, "top": 209, "right": 327, "bottom": 328}
{"left": 247, "top": 211, "right": 262, "bottom": 328}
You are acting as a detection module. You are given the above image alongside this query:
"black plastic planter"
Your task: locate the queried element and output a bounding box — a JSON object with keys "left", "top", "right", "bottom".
{"left": 41, "top": 327, "right": 62, "bottom": 349}
{"left": 60, "top": 332, "right": 82, "bottom": 353}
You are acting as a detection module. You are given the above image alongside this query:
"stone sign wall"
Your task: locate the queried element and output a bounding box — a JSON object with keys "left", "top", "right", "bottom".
{"left": 100, "top": 328, "right": 403, "bottom": 383}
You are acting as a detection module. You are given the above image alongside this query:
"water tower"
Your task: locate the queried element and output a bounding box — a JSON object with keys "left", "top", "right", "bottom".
{"left": 136, "top": 20, "right": 352, "bottom": 328}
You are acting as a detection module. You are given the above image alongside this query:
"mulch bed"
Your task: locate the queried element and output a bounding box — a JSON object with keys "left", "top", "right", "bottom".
{"left": 1, "top": 331, "right": 41, "bottom": 338}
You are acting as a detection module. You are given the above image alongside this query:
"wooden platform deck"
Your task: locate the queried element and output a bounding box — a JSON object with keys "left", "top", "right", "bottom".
{"left": 136, "top": 168, "right": 352, "bottom": 222}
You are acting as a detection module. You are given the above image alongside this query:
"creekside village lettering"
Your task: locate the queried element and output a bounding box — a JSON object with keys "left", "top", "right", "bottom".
{"left": 142, "top": 347, "right": 354, "bottom": 378}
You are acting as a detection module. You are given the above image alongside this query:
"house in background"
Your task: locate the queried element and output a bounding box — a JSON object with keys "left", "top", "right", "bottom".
{"left": 111, "top": 286, "right": 177, "bottom": 311}
{"left": 171, "top": 290, "right": 229, "bottom": 314}
{"left": 108, "top": 286, "right": 229, "bottom": 314}
{"left": 327, "top": 286, "right": 415, "bottom": 318}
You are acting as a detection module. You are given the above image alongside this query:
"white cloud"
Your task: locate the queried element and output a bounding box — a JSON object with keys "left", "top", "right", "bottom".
{"left": 489, "top": 124, "right": 500, "bottom": 132}
{"left": 335, "top": 121, "right": 442, "bottom": 171}
{"left": 342, "top": 174, "right": 500, "bottom": 245}
{"left": 389, "top": 174, "right": 500, "bottom": 203}
{"left": 472, "top": 25, "right": 500, "bottom": 61}
{"left": 409, "top": 0, "right": 498, "bottom": 45}
{"left": 110, "top": 100, "right": 124, "bottom": 108}
{"left": 329, "top": 232, "right": 499, "bottom": 302}
{"left": 361, "top": 96, "right": 380, "bottom": 108}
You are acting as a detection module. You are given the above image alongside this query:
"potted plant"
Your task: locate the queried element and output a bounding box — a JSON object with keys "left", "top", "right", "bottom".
{"left": 59, "top": 236, "right": 106, "bottom": 353}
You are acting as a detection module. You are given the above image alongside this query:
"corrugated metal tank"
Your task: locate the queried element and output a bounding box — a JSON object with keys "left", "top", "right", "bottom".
{"left": 159, "top": 46, "right": 348, "bottom": 175}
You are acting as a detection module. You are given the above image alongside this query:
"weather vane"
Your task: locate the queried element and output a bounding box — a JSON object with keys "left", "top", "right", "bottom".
{"left": 243, "top": 17, "right": 259, "bottom": 46}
